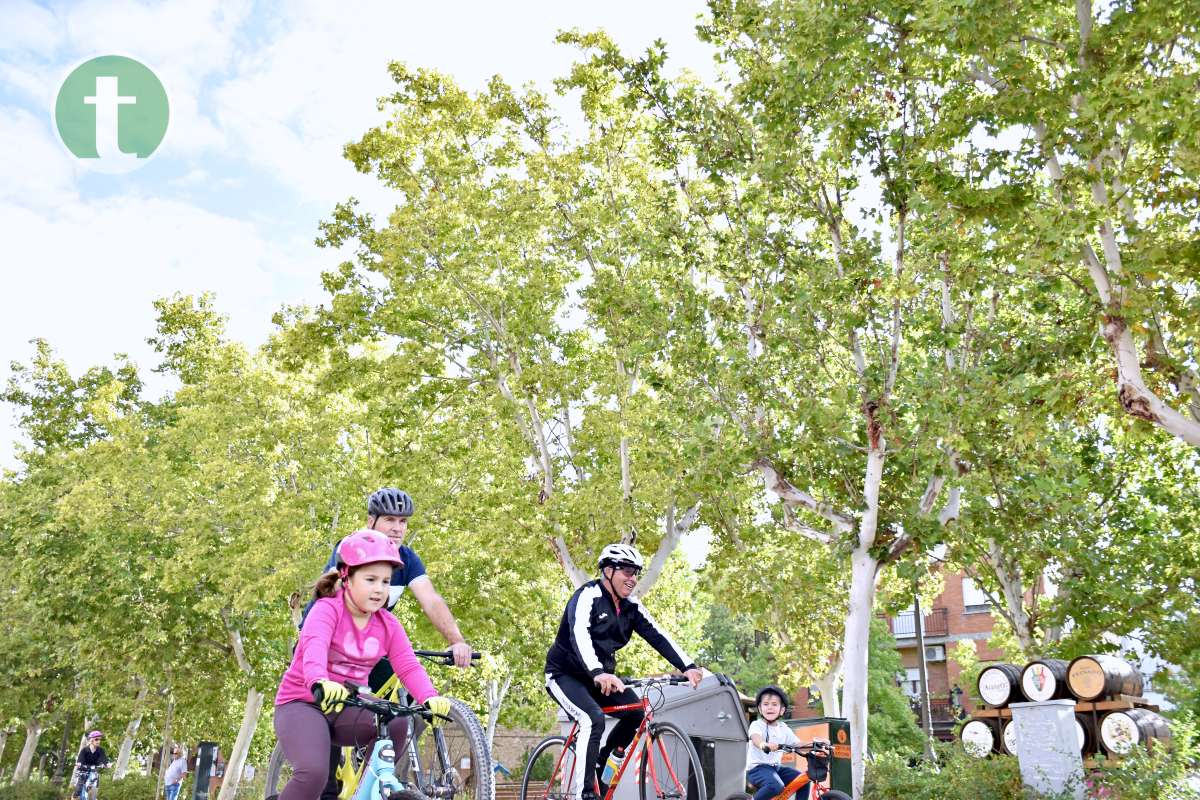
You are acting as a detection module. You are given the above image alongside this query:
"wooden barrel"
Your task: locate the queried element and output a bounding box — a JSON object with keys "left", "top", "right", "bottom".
{"left": 1099, "top": 708, "right": 1172, "bottom": 755}
{"left": 1075, "top": 713, "right": 1096, "bottom": 756}
{"left": 1021, "top": 658, "right": 1071, "bottom": 701}
{"left": 977, "top": 663, "right": 1026, "bottom": 707}
{"left": 1000, "top": 719, "right": 1017, "bottom": 755}
{"left": 1068, "top": 654, "right": 1144, "bottom": 701}
{"left": 961, "top": 718, "right": 998, "bottom": 757}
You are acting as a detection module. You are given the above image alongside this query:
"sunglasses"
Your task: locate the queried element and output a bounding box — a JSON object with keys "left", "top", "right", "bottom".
{"left": 612, "top": 565, "right": 641, "bottom": 578}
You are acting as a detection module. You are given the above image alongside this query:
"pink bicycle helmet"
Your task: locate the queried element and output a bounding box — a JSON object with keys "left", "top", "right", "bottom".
{"left": 87, "top": 731, "right": 102, "bottom": 740}
{"left": 337, "top": 530, "right": 403, "bottom": 569}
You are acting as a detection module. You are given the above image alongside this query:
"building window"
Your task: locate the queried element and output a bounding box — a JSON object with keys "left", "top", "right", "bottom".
{"left": 900, "top": 668, "right": 921, "bottom": 697}
{"left": 962, "top": 577, "right": 992, "bottom": 613}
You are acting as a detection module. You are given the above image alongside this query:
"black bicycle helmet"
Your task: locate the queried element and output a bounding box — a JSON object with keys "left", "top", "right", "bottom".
{"left": 755, "top": 685, "right": 790, "bottom": 715}
{"left": 367, "top": 487, "right": 414, "bottom": 518}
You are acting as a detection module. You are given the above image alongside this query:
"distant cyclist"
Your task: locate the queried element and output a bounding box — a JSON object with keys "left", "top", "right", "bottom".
{"left": 74, "top": 731, "right": 109, "bottom": 800}
{"left": 544, "top": 543, "right": 703, "bottom": 800}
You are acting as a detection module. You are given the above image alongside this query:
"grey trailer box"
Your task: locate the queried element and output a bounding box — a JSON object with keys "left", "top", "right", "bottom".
{"left": 558, "top": 674, "right": 749, "bottom": 800}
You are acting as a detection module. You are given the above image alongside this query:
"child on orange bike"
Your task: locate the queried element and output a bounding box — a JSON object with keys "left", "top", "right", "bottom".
{"left": 747, "top": 685, "right": 809, "bottom": 800}
{"left": 544, "top": 543, "right": 704, "bottom": 800}
{"left": 273, "top": 530, "right": 452, "bottom": 800}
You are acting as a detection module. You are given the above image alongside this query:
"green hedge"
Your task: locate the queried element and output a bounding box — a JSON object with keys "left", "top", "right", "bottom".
{"left": 864, "top": 747, "right": 1024, "bottom": 800}
{"left": 0, "top": 781, "right": 61, "bottom": 800}
{"left": 100, "top": 775, "right": 160, "bottom": 800}
{"left": 864, "top": 714, "right": 1200, "bottom": 800}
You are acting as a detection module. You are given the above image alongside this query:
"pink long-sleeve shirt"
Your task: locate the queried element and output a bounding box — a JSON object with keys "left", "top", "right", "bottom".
{"left": 275, "top": 590, "right": 437, "bottom": 706}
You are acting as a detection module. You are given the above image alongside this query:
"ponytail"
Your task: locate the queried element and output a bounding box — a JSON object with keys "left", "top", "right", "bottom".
{"left": 312, "top": 569, "right": 342, "bottom": 601}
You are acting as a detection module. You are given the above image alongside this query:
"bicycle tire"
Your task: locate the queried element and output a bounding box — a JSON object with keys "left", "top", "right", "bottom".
{"left": 638, "top": 721, "right": 706, "bottom": 800}
{"left": 519, "top": 736, "right": 580, "bottom": 800}
{"left": 264, "top": 742, "right": 292, "bottom": 800}
{"left": 407, "top": 697, "right": 493, "bottom": 800}
{"left": 821, "top": 792, "right": 851, "bottom": 800}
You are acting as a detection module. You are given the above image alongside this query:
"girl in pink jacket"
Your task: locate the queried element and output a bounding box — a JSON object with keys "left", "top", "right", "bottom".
{"left": 273, "top": 530, "right": 450, "bottom": 800}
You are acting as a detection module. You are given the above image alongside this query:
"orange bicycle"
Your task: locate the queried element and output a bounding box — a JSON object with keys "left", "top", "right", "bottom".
{"left": 736, "top": 740, "right": 850, "bottom": 800}
{"left": 520, "top": 675, "right": 706, "bottom": 800}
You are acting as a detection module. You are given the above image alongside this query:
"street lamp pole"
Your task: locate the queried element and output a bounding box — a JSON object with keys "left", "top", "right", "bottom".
{"left": 913, "top": 573, "right": 937, "bottom": 764}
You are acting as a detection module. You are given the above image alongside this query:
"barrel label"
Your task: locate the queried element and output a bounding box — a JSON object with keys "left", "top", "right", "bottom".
{"left": 1069, "top": 658, "right": 1105, "bottom": 699}
{"left": 1023, "top": 662, "right": 1057, "bottom": 701}
{"left": 1101, "top": 713, "right": 1138, "bottom": 755}
{"left": 833, "top": 744, "right": 851, "bottom": 759}
{"left": 979, "top": 668, "right": 1013, "bottom": 706}
{"left": 962, "top": 720, "right": 994, "bottom": 758}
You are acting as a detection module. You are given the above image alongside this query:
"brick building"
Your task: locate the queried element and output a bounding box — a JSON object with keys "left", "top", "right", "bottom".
{"left": 884, "top": 571, "right": 1005, "bottom": 734}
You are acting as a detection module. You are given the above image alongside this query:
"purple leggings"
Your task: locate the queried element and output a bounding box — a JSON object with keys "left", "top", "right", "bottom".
{"left": 274, "top": 701, "right": 410, "bottom": 800}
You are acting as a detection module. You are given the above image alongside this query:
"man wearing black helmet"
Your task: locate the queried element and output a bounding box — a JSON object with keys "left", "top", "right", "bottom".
{"left": 341, "top": 487, "right": 471, "bottom": 667}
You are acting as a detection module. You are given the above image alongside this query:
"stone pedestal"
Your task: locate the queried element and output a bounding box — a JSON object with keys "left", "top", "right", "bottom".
{"left": 1009, "top": 700, "right": 1085, "bottom": 799}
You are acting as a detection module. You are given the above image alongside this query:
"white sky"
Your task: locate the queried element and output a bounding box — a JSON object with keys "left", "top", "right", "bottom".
{"left": 0, "top": 0, "right": 719, "bottom": 468}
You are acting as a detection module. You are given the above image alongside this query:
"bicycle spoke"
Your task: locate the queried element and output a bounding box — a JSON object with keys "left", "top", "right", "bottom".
{"left": 638, "top": 723, "right": 705, "bottom": 800}
{"left": 520, "top": 736, "right": 580, "bottom": 800}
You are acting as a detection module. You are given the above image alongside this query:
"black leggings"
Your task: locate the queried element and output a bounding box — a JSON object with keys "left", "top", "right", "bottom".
{"left": 545, "top": 672, "right": 643, "bottom": 795}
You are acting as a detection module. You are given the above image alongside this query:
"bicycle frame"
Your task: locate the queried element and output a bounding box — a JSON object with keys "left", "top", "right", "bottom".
{"left": 547, "top": 677, "right": 690, "bottom": 800}
{"left": 341, "top": 652, "right": 477, "bottom": 800}
{"left": 764, "top": 743, "right": 831, "bottom": 800}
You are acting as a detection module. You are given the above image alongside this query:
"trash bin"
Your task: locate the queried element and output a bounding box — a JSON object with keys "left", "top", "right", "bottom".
{"left": 558, "top": 674, "right": 749, "bottom": 800}
{"left": 783, "top": 718, "right": 851, "bottom": 795}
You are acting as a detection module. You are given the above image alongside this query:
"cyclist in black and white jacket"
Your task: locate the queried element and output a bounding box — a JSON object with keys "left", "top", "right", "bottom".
{"left": 544, "top": 543, "right": 703, "bottom": 800}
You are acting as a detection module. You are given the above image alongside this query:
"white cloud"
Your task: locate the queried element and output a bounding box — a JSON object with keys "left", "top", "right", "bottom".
{"left": 0, "top": 107, "right": 79, "bottom": 209}
{"left": 0, "top": 1, "right": 62, "bottom": 56}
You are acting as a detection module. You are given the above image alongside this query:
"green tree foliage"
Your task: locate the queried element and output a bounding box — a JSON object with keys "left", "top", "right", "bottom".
{"left": 696, "top": 603, "right": 778, "bottom": 696}
{"left": 865, "top": 619, "right": 924, "bottom": 758}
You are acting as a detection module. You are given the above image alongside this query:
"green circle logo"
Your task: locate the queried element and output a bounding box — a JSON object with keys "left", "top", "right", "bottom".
{"left": 54, "top": 55, "right": 169, "bottom": 172}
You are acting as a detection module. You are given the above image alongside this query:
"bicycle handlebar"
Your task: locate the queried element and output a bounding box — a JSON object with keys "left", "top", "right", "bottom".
{"left": 619, "top": 675, "right": 691, "bottom": 688}
{"left": 413, "top": 649, "right": 482, "bottom": 665}
{"left": 779, "top": 739, "right": 831, "bottom": 755}
{"left": 312, "top": 682, "right": 435, "bottom": 722}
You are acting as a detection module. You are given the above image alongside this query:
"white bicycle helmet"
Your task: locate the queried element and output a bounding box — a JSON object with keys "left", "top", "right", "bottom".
{"left": 598, "top": 542, "right": 645, "bottom": 570}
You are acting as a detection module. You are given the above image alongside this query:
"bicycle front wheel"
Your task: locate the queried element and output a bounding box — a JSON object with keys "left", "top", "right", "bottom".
{"left": 639, "top": 721, "right": 706, "bottom": 800}
{"left": 264, "top": 742, "right": 292, "bottom": 800}
{"left": 520, "top": 736, "right": 580, "bottom": 800}
{"left": 409, "top": 697, "right": 493, "bottom": 800}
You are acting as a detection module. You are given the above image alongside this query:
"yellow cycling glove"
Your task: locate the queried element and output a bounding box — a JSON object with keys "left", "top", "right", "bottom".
{"left": 424, "top": 695, "right": 452, "bottom": 727}
{"left": 313, "top": 680, "right": 349, "bottom": 714}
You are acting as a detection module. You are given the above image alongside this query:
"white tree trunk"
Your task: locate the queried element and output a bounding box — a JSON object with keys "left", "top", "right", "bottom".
{"left": 216, "top": 687, "right": 262, "bottom": 800}
{"left": 114, "top": 680, "right": 150, "bottom": 779}
{"left": 815, "top": 655, "right": 843, "bottom": 719}
{"left": 0, "top": 727, "right": 10, "bottom": 768}
{"left": 985, "top": 541, "right": 1036, "bottom": 654}
{"left": 842, "top": 432, "right": 886, "bottom": 800}
{"left": 13, "top": 716, "right": 43, "bottom": 782}
{"left": 484, "top": 674, "right": 513, "bottom": 752}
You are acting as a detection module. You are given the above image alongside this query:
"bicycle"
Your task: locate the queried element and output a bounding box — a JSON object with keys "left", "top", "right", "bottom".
{"left": 264, "top": 650, "right": 492, "bottom": 800}
{"left": 520, "top": 675, "right": 706, "bottom": 800}
{"left": 323, "top": 683, "right": 433, "bottom": 800}
{"left": 75, "top": 766, "right": 104, "bottom": 800}
{"left": 735, "top": 740, "right": 850, "bottom": 800}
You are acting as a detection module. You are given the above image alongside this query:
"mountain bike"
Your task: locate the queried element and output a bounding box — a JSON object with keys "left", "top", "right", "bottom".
{"left": 734, "top": 740, "right": 851, "bottom": 800}
{"left": 520, "top": 675, "right": 706, "bottom": 800}
{"left": 265, "top": 650, "right": 492, "bottom": 800}
{"left": 75, "top": 766, "right": 104, "bottom": 800}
